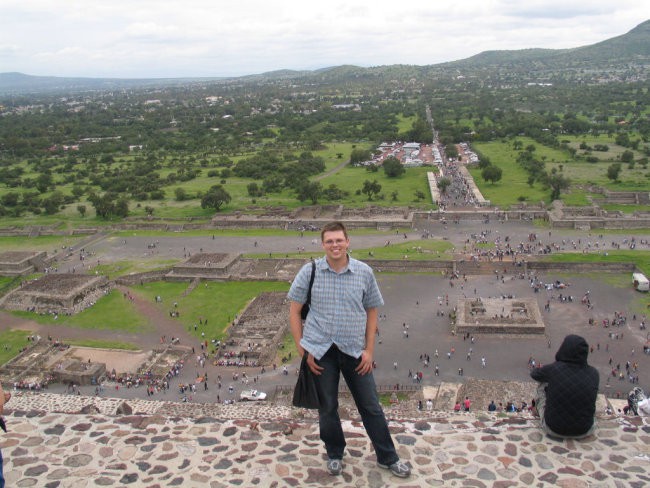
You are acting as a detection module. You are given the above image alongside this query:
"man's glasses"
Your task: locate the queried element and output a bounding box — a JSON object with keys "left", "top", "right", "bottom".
{"left": 323, "top": 239, "right": 347, "bottom": 246}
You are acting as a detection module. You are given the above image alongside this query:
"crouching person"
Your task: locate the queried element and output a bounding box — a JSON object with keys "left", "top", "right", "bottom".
{"left": 531, "top": 334, "right": 599, "bottom": 439}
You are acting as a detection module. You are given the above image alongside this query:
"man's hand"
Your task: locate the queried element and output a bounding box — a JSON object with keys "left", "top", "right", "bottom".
{"left": 354, "top": 349, "right": 373, "bottom": 376}
{"left": 0, "top": 384, "right": 9, "bottom": 417}
{"left": 305, "top": 352, "right": 324, "bottom": 376}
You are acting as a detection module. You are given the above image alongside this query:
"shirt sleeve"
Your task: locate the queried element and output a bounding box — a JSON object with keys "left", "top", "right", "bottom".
{"left": 530, "top": 365, "right": 550, "bottom": 383}
{"left": 287, "top": 262, "right": 311, "bottom": 304}
{"left": 362, "top": 267, "right": 384, "bottom": 309}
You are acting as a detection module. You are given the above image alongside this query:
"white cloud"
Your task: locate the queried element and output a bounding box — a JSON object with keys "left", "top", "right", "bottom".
{"left": 0, "top": 0, "right": 646, "bottom": 78}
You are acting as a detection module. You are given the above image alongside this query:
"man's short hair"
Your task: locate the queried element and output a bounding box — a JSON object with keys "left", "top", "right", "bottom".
{"left": 321, "top": 221, "right": 349, "bottom": 242}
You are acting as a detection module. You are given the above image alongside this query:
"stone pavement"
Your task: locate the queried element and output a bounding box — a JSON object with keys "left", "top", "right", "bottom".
{"left": 1, "top": 391, "right": 649, "bottom": 487}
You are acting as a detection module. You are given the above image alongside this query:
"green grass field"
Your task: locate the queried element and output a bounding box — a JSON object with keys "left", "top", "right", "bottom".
{"left": 0, "top": 235, "right": 85, "bottom": 252}
{"left": 0, "top": 329, "right": 33, "bottom": 366}
{"left": 0, "top": 141, "right": 438, "bottom": 225}
{"left": 246, "top": 238, "right": 455, "bottom": 260}
{"left": 131, "top": 280, "right": 290, "bottom": 342}
{"left": 91, "top": 259, "right": 179, "bottom": 278}
{"left": 470, "top": 140, "right": 550, "bottom": 206}
{"left": 319, "top": 164, "right": 433, "bottom": 208}
{"left": 2, "top": 130, "right": 649, "bottom": 226}
{"left": 65, "top": 339, "right": 141, "bottom": 350}
{"left": 11, "top": 289, "right": 151, "bottom": 333}
{"left": 471, "top": 137, "right": 650, "bottom": 208}
{"left": 541, "top": 250, "right": 650, "bottom": 276}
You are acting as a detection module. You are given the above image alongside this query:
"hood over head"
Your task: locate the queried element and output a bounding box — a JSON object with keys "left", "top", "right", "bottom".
{"left": 555, "top": 334, "right": 589, "bottom": 365}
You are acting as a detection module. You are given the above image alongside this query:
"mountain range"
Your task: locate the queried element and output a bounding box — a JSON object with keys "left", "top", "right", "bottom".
{"left": 1, "top": 20, "right": 649, "bottom": 95}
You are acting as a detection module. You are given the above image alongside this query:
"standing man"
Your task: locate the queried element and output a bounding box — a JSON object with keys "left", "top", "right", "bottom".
{"left": 288, "top": 221, "right": 411, "bottom": 478}
{"left": 531, "top": 334, "right": 599, "bottom": 438}
{"left": 0, "top": 381, "right": 10, "bottom": 488}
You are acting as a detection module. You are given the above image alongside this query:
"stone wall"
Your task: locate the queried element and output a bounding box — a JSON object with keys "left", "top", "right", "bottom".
{"left": 167, "top": 253, "right": 240, "bottom": 279}
{"left": 413, "top": 210, "right": 547, "bottom": 223}
{"left": 364, "top": 259, "right": 453, "bottom": 273}
{"left": 110, "top": 257, "right": 640, "bottom": 286}
{"left": 526, "top": 261, "right": 636, "bottom": 274}
{"left": 0, "top": 251, "right": 48, "bottom": 276}
{"left": 219, "top": 292, "right": 288, "bottom": 365}
{"left": 114, "top": 269, "right": 171, "bottom": 286}
{"left": 0, "top": 275, "right": 110, "bottom": 315}
{"left": 52, "top": 359, "right": 106, "bottom": 386}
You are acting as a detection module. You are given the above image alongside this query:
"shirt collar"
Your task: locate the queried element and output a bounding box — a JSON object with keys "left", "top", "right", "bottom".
{"left": 318, "top": 255, "right": 354, "bottom": 274}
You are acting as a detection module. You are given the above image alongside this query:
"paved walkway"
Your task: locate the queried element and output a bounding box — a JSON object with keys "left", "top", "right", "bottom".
{"left": 1, "top": 390, "right": 649, "bottom": 487}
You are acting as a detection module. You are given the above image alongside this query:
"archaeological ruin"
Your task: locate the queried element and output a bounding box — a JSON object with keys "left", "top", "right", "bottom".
{"left": 0, "top": 273, "right": 111, "bottom": 315}
{"left": 454, "top": 297, "right": 545, "bottom": 335}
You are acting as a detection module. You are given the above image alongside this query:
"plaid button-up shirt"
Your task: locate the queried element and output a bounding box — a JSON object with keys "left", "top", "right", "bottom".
{"left": 288, "top": 256, "right": 384, "bottom": 360}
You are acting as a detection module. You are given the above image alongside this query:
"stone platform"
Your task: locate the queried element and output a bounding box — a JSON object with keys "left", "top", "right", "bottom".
{"left": 455, "top": 297, "right": 545, "bottom": 335}
{"left": 1, "top": 391, "right": 649, "bottom": 487}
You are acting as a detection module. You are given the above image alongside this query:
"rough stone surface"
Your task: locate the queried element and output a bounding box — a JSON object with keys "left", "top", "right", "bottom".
{"left": 0, "top": 391, "right": 647, "bottom": 487}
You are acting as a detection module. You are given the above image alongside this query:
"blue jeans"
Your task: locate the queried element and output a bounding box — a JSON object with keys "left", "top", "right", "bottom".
{"left": 315, "top": 345, "right": 398, "bottom": 466}
{"left": 0, "top": 448, "right": 4, "bottom": 488}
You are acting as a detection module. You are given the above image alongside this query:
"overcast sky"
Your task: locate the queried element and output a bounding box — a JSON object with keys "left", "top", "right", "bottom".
{"left": 0, "top": 0, "right": 647, "bottom": 79}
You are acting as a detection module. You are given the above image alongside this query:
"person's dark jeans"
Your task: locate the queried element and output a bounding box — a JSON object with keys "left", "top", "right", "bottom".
{"left": 315, "top": 345, "right": 398, "bottom": 466}
{"left": 0, "top": 448, "right": 4, "bottom": 488}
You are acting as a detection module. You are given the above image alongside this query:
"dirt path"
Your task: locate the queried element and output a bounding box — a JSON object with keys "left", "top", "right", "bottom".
{"left": 315, "top": 159, "right": 349, "bottom": 180}
{"left": 118, "top": 285, "right": 195, "bottom": 348}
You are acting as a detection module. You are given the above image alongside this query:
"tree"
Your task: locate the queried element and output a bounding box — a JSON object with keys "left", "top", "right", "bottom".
{"left": 71, "top": 185, "right": 85, "bottom": 199}
{"left": 88, "top": 192, "right": 129, "bottom": 219}
{"left": 545, "top": 173, "right": 570, "bottom": 201}
{"left": 114, "top": 197, "right": 130, "bottom": 218}
{"left": 615, "top": 132, "right": 630, "bottom": 147}
{"left": 149, "top": 190, "right": 165, "bottom": 200}
{"left": 445, "top": 144, "right": 458, "bottom": 161}
{"left": 262, "top": 175, "right": 283, "bottom": 193}
{"left": 88, "top": 192, "right": 113, "bottom": 219}
{"left": 437, "top": 177, "right": 451, "bottom": 194}
{"left": 36, "top": 173, "right": 53, "bottom": 193}
{"left": 606, "top": 163, "right": 622, "bottom": 182}
{"left": 476, "top": 153, "right": 491, "bottom": 169}
{"left": 201, "top": 185, "right": 231, "bottom": 211}
{"left": 361, "top": 179, "right": 382, "bottom": 201}
{"left": 144, "top": 206, "right": 155, "bottom": 216}
{"left": 350, "top": 148, "right": 372, "bottom": 165}
{"left": 247, "top": 182, "right": 263, "bottom": 197}
{"left": 77, "top": 205, "right": 86, "bottom": 217}
{"left": 296, "top": 181, "right": 322, "bottom": 204}
{"left": 174, "top": 187, "right": 189, "bottom": 201}
{"left": 42, "top": 191, "right": 64, "bottom": 215}
{"left": 407, "top": 117, "right": 433, "bottom": 143}
{"left": 1, "top": 192, "right": 20, "bottom": 207}
{"left": 481, "top": 165, "right": 503, "bottom": 184}
{"left": 322, "top": 184, "right": 348, "bottom": 201}
{"left": 621, "top": 150, "right": 634, "bottom": 164}
{"left": 382, "top": 156, "right": 405, "bottom": 178}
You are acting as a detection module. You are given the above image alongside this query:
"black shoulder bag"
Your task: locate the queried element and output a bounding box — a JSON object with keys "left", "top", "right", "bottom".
{"left": 300, "top": 260, "right": 316, "bottom": 320}
{"left": 292, "top": 352, "right": 321, "bottom": 409}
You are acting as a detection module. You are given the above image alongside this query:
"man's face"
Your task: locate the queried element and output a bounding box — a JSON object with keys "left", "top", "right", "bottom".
{"left": 322, "top": 230, "right": 350, "bottom": 262}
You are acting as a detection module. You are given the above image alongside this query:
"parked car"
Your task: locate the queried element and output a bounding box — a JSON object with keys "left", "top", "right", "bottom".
{"left": 239, "top": 389, "right": 267, "bottom": 401}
